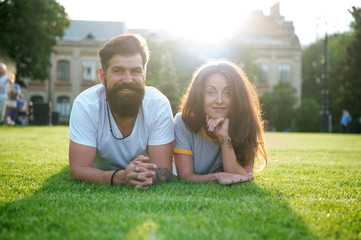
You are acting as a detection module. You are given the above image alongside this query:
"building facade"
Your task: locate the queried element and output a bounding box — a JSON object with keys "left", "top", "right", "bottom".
{"left": 24, "top": 3, "right": 301, "bottom": 124}
{"left": 239, "top": 3, "right": 302, "bottom": 101}
{"left": 26, "top": 21, "right": 127, "bottom": 124}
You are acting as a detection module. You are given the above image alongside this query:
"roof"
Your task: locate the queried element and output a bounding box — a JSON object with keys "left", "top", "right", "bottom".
{"left": 61, "top": 20, "right": 126, "bottom": 42}
{"left": 238, "top": 32, "right": 294, "bottom": 46}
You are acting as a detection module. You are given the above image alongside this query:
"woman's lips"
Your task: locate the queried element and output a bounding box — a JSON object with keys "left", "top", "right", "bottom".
{"left": 212, "top": 107, "right": 226, "bottom": 111}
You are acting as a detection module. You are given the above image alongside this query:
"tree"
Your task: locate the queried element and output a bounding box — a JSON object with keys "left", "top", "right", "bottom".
{"left": 146, "top": 39, "right": 183, "bottom": 115}
{"left": 337, "top": 7, "right": 361, "bottom": 122}
{"left": 295, "top": 98, "right": 320, "bottom": 132}
{"left": 301, "top": 39, "right": 324, "bottom": 102}
{"left": 225, "top": 42, "right": 258, "bottom": 82}
{"left": 159, "top": 53, "right": 180, "bottom": 114}
{"left": 302, "top": 32, "right": 352, "bottom": 132}
{"left": 0, "top": 0, "right": 70, "bottom": 85}
{"left": 260, "top": 83, "right": 297, "bottom": 131}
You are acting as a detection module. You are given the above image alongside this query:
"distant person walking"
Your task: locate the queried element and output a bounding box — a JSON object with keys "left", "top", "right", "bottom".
{"left": 340, "top": 110, "right": 352, "bottom": 133}
{"left": 17, "top": 93, "right": 28, "bottom": 125}
{"left": 0, "top": 63, "right": 11, "bottom": 124}
{"left": 5, "top": 73, "right": 21, "bottom": 125}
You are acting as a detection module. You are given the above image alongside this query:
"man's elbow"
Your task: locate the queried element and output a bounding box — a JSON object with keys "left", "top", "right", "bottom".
{"left": 154, "top": 167, "right": 173, "bottom": 183}
{"left": 70, "top": 170, "right": 78, "bottom": 182}
{"left": 69, "top": 165, "right": 81, "bottom": 182}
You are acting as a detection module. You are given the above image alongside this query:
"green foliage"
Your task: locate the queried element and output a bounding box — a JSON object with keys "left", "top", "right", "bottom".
{"left": 337, "top": 7, "right": 361, "bottom": 121}
{"left": 0, "top": 0, "right": 70, "bottom": 84}
{"left": 158, "top": 53, "right": 180, "bottom": 114}
{"left": 326, "top": 33, "right": 353, "bottom": 131}
{"left": 146, "top": 39, "right": 181, "bottom": 115}
{"left": 1, "top": 127, "right": 361, "bottom": 239}
{"left": 230, "top": 43, "right": 258, "bottom": 82}
{"left": 301, "top": 7, "right": 361, "bottom": 132}
{"left": 295, "top": 98, "right": 320, "bottom": 132}
{"left": 260, "top": 83, "right": 297, "bottom": 131}
{"left": 301, "top": 33, "right": 352, "bottom": 125}
{"left": 146, "top": 39, "right": 202, "bottom": 115}
{"left": 301, "top": 39, "right": 324, "bottom": 102}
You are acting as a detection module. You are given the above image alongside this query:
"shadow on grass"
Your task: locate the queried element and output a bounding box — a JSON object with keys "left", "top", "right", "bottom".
{"left": 0, "top": 167, "right": 316, "bottom": 240}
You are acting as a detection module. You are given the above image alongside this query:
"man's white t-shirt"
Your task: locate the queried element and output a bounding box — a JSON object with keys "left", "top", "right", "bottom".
{"left": 69, "top": 84, "right": 174, "bottom": 170}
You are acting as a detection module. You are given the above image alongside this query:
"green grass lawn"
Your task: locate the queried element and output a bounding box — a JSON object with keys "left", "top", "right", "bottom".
{"left": 0, "top": 126, "right": 360, "bottom": 240}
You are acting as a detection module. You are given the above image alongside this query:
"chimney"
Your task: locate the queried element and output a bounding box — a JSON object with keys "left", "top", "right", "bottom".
{"left": 270, "top": 2, "right": 281, "bottom": 18}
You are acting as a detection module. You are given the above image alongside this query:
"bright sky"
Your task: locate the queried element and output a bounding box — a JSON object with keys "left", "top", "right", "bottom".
{"left": 57, "top": 0, "right": 360, "bottom": 46}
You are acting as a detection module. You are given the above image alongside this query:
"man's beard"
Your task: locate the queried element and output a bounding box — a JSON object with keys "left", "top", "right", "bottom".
{"left": 105, "top": 80, "right": 145, "bottom": 118}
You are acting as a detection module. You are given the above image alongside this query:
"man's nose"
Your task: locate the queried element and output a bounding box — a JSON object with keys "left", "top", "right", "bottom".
{"left": 122, "top": 71, "right": 133, "bottom": 83}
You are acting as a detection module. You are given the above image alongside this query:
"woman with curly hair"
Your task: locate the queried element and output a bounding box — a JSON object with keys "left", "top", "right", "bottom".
{"left": 174, "top": 59, "right": 267, "bottom": 185}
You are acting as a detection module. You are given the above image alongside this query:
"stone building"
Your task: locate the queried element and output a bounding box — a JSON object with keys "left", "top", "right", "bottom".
{"left": 239, "top": 3, "right": 302, "bottom": 100}
{"left": 25, "top": 2, "right": 301, "bottom": 124}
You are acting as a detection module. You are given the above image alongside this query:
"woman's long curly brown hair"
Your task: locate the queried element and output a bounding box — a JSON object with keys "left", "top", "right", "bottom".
{"left": 180, "top": 59, "right": 267, "bottom": 169}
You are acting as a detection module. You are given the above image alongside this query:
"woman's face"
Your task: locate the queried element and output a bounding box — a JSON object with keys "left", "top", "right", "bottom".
{"left": 203, "top": 73, "right": 231, "bottom": 119}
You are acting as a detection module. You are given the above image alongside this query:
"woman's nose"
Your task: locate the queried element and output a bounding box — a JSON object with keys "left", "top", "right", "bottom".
{"left": 216, "top": 93, "right": 223, "bottom": 103}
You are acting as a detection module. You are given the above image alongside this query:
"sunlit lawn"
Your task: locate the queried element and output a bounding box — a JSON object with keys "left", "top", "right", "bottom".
{"left": 0, "top": 126, "right": 360, "bottom": 239}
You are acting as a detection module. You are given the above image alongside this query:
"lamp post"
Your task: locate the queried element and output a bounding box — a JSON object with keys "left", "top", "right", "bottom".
{"left": 320, "top": 33, "right": 331, "bottom": 132}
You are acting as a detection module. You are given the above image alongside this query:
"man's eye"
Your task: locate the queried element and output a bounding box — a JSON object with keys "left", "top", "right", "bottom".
{"left": 132, "top": 69, "right": 142, "bottom": 74}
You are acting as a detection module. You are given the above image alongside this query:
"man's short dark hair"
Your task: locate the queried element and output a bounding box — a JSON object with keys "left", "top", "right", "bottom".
{"left": 98, "top": 34, "right": 149, "bottom": 71}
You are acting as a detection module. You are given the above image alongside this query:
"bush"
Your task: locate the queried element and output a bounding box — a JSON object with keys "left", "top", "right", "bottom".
{"left": 295, "top": 98, "right": 320, "bottom": 132}
{"left": 260, "top": 83, "right": 297, "bottom": 131}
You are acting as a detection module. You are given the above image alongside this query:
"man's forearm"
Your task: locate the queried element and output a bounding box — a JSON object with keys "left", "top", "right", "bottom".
{"left": 70, "top": 165, "right": 116, "bottom": 185}
{"left": 71, "top": 167, "right": 139, "bottom": 187}
{"left": 154, "top": 168, "right": 173, "bottom": 183}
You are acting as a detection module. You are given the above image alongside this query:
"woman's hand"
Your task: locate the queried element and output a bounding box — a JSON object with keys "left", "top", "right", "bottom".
{"left": 206, "top": 115, "right": 229, "bottom": 140}
{"left": 215, "top": 172, "right": 254, "bottom": 185}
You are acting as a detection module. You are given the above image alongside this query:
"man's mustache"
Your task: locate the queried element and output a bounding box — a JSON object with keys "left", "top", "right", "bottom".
{"left": 113, "top": 83, "right": 144, "bottom": 92}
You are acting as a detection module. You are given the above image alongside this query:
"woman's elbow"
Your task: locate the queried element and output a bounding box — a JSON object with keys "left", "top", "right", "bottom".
{"left": 176, "top": 171, "right": 194, "bottom": 181}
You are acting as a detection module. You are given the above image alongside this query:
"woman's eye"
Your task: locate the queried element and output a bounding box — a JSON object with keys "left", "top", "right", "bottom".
{"left": 225, "top": 91, "right": 231, "bottom": 96}
{"left": 207, "top": 91, "right": 215, "bottom": 96}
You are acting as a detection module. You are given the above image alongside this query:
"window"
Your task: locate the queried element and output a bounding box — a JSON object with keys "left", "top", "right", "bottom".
{"left": 56, "top": 96, "right": 70, "bottom": 117}
{"left": 278, "top": 63, "right": 291, "bottom": 83}
{"left": 83, "top": 60, "right": 97, "bottom": 81}
{"left": 257, "top": 63, "right": 268, "bottom": 83}
{"left": 57, "top": 60, "right": 70, "bottom": 81}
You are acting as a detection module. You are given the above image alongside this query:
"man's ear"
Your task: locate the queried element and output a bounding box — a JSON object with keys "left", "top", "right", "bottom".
{"left": 99, "top": 68, "right": 105, "bottom": 86}
{"left": 143, "top": 66, "right": 147, "bottom": 82}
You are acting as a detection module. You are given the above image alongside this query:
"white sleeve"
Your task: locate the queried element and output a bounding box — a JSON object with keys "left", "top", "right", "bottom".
{"left": 69, "top": 100, "right": 97, "bottom": 148}
{"left": 148, "top": 100, "right": 174, "bottom": 146}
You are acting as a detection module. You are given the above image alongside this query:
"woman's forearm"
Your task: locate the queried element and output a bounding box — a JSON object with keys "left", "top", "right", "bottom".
{"left": 178, "top": 172, "right": 218, "bottom": 183}
{"left": 220, "top": 137, "right": 249, "bottom": 175}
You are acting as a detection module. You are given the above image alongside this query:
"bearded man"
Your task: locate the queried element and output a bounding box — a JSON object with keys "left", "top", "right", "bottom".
{"left": 69, "top": 34, "right": 174, "bottom": 189}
